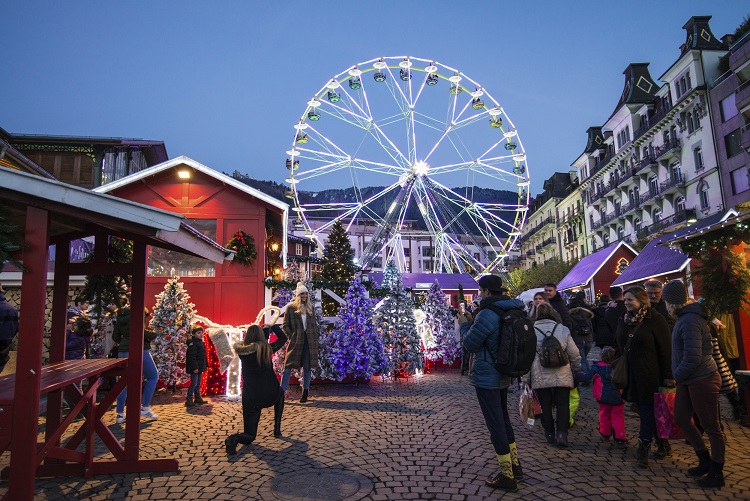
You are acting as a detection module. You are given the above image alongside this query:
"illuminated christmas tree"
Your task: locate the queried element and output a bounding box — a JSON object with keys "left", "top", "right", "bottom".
{"left": 319, "top": 276, "right": 386, "bottom": 381}
{"left": 377, "top": 268, "right": 422, "bottom": 376}
{"left": 320, "top": 220, "right": 357, "bottom": 315}
{"left": 150, "top": 275, "right": 196, "bottom": 388}
{"left": 382, "top": 260, "right": 400, "bottom": 291}
{"left": 423, "top": 281, "right": 460, "bottom": 364}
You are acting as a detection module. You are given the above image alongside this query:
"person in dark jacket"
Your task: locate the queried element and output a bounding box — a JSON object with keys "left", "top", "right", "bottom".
{"left": 225, "top": 323, "right": 288, "bottom": 455}
{"left": 458, "top": 275, "right": 525, "bottom": 492}
{"left": 185, "top": 326, "right": 208, "bottom": 408}
{"left": 592, "top": 295, "right": 613, "bottom": 348}
{"left": 65, "top": 316, "right": 93, "bottom": 360}
{"left": 112, "top": 307, "right": 159, "bottom": 423}
{"left": 544, "top": 283, "right": 572, "bottom": 329}
{"left": 0, "top": 285, "right": 19, "bottom": 373}
{"left": 615, "top": 286, "right": 673, "bottom": 469}
{"left": 644, "top": 280, "right": 675, "bottom": 332}
{"left": 569, "top": 306, "right": 595, "bottom": 374}
{"left": 567, "top": 290, "right": 588, "bottom": 309}
{"left": 605, "top": 286, "right": 626, "bottom": 335}
{"left": 662, "top": 280, "right": 724, "bottom": 488}
{"left": 586, "top": 346, "right": 627, "bottom": 446}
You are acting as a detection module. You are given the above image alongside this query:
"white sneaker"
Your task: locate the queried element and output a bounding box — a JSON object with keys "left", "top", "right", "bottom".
{"left": 140, "top": 407, "right": 158, "bottom": 420}
{"left": 116, "top": 413, "right": 126, "bottom": 424}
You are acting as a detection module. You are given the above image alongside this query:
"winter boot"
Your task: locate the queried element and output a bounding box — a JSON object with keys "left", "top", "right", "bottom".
{"left": 194, "top": 395, "right": 207, "bottom": 405}
{"left": 224, "top": 435, "right": 239, "bottom": 455}
{"left": 556, "top": 432, "right": 569, "bottom": 448}
{"left": 509, "top": 442, "right": 523, "bottom": 481}
{"left": 687, "top": 449, "right": 711, "bottom": 477}
{"left": 653, "top": 438, "right": 672, "bottom": 459}
{"left": 300, "top": 389, "right": 309, "bottom": 403}
{"left": 544, "top": 425, "right": 556, "bottom": 444}
{"left": 274, "top": 391, "right": 285, "bottom": 437}
{"left": 696, "top": 460, "right": 725, "bottom": 489}
{"left": 485, "top": 453, "right": 517, "bottom": 491}
{"left": 636, "top": 439, "right": 651, "bottom": 469}
{"left": 185, "top": 397, "right": 195, "bottom": 408}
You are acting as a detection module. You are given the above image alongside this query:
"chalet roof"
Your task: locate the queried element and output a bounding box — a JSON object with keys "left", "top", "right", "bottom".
{"left": 611, "top": 210, "right": 737, "bottom": 287}
{"left": 609, "top": 63, "right": 659, "bottom": 119}
{"left": 583, "top": 127, "right": 605, "bottom": 154}
{"left": 557, "top": 241, "right": 637, "bottom": 291}
{"left": 94, "top": 155, "right": 289, "bottom": 214}
{"left": 680, "top": 16, "right": 724, "bottom": 56}
{"left": 368, "top": 272, "right": 479, "bottom": 290}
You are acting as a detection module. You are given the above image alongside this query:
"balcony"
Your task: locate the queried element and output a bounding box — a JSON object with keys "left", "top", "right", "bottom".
{"left": 660, "top": 173, "right": 685, "bottom": 194}
{"left": 525, "top": 249, "right": 536, "bottom": 257}
{"left": 639, "top": 187, "right": 661, "bottom": 205}
{"left": 636, "top": 210, "right": 688, "bottom": 239}
{"left": 742, "top": 124, "right": 750, "bottom": 154}
{"left": 541, "top": 237, "right": 556, "bottom": 249}
{"left": 589, "top": 149, "right": 615, "bottom": 178}
{"left": 633, "top": 101, "right": 674, "bottom": 141}
{"left": 729, "top": 30, "right": 750, "bottom": 82}
{"left": 620, "top": 200, "right": 640, "bottom": 217}
{"left": 635, "top": 154, "right": 657, "bottom": 174}
{"left": 654, "top": 139, "right": 681, "bottom": 162}
{"left": 738, "top": 79, "right": 750, "bottom": 119}
{"left": 619, "top": 168, "right": 637, "bottom": 187}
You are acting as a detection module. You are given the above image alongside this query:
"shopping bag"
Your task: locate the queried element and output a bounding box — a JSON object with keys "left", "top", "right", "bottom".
{"left": 531, "top": 390, "right": 542, "bottom": 416}
{"left": 569, "top": 387, "right": 580, "bottom": 426}
{"left": 654, "top": 388, "right": 684, "bottom": 440}
{"left": 518, "top": 383, "right": 536, "bottom": 426}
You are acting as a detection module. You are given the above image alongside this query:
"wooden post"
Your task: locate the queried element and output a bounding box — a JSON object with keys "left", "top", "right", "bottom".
{"left": 8, "top": 207, "right": 49, "bottom": 501}
{"left": 123, "top": 242, "right": 146, "bottom": 461}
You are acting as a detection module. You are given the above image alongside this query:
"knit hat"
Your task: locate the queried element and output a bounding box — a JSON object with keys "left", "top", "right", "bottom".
{"left": 477, "top": 275, "right": 504, "bottom": 294}
{"left": 295, "top": 283, "right": 309, "bottom": 296}
{"left": 661, "top": 280, "right": 688, "bottom": 305}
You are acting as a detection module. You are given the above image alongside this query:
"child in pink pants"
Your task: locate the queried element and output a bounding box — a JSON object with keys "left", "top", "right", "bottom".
{"left": 588, "top": 347, "right": 627, "bottom": 446}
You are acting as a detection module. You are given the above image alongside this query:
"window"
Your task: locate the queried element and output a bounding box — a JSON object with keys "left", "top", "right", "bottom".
{"left": 403, "top": 248, "right": 410, "bottom": 258}
{"left": 676, "top": 196, "right": 686, "bottom": 213}
{"left": 693, "top": 108, "right": 701, "bottom": 130}
{"left": 422, "top": 246, "right": 434, "bottom": 257}
{"left": 649, "top": 176, "right": 658, "bottom": 195}
{"left": 295, "top": 243, "right": 303, "bottom": 255}
{"left": 699, "top": 184, "right": 710, "bottom": 210}
{"left": 653, "top": 208, "right": 662, "bottom": 223}
{"left": 423, "top": 260, "right": 433, "bottom": 271}
{"left": 731, "top": 168, "right": 750, "bottom": 194}
{"left": 149, "top": 219, "right": 217, "bottom": 277}
{"left": 694, "top": 147, "right": 704, "bottom": 171}
{"left": 474, "top": 252, "right": 480, "bottom": 260}
{"left": 372, "top": 257, "right": 383, "bottom": 269}
{"left": 687, "top": 112, "right": 695, "bottom": 134}
{"left": 671, "top": 163, "right": 682, "bottom": 182}
{"left": 617, "top": 227, "right": 624, "bottom": 240}
{"left": 725, "top": 128, "right": 742, "bottom": 159}
{"left": 635, "top": 218, "right": 642, "bottom": 232}
{"left": 720, "top": 95, "right": 738, "bottom": 122}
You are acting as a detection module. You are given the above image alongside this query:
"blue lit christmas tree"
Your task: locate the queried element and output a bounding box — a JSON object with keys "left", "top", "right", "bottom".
{"left": 320, "top": 276, "right": 387, "bottom": 381}
{"left": 377, "top": 267, "right": 423, "bottom": 376}
{"left": 423, "top": 281, "right": 461, "bottom": 364}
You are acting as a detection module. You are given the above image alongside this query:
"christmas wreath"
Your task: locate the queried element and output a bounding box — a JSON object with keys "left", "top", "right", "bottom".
{"left": 226, "top": 230, "right": 257, "bottom": 268}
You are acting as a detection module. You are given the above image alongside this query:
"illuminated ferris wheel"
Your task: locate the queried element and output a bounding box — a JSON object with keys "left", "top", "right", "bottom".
{"left": 284, "top": 56, "right": 530, "bottom": 275}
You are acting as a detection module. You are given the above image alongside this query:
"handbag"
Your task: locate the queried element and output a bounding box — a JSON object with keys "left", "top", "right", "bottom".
{"left": 711, "top": 337, "right": 738, "bottom": 394}
{"left": 611, "top": 332, "right": 633, "bottom": 390}
{"left": 654, "top": 387, "right": 684, "bottom": 439}
{"left": 518, "top": 382, "right": 537, "bottom": 426}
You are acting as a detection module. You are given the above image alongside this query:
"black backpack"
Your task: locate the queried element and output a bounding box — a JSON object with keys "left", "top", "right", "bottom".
{"left": 536, "top": 324, "right": 569, "bottom": 368}
{"left": 486, "top": 306, "right": 536, "bottom": 378}
{"left": 571, "top": 314, "right": 593, "bottom": 339}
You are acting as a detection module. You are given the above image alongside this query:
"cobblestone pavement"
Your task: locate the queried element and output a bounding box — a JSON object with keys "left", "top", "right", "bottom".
{"left": 1, "top": 365, "right": 749, "bottom": 500}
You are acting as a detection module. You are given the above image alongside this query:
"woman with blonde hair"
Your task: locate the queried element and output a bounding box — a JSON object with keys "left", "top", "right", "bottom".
{"left": 662, "top": 280, "right": 724, "bottom": 488}
{"left": 225, "top": 321, "right": 287, "bottom": 455}
{"left": 281, "top": 284, "right": 320, "bottom": 403}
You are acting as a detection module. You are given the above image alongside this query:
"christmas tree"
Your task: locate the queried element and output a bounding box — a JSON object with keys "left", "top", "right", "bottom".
{"left": 320, "top": 220, "right": 357, "bottom": 315}
{"left": 423, "top": 281, "right": 461, "bottom": 364}
{"left": 382, "top": 260, "right": 400, "bottom": 291}
{"left": 377, "top": 268, "right": 423, "bottom": 376}
{"left": 150, "top": 274, "right": 196, "bottom": 388}
{"left": 319, "top": 276, "right": 386, "bottom": 381}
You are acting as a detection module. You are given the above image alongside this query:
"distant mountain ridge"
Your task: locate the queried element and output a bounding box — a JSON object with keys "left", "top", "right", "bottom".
{"left": 231, "top": 171, "right": 518, "bottom": 231}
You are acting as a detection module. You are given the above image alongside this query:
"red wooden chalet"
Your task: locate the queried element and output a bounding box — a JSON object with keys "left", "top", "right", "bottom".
{"left": 0, "top": 166, "right": 231, "bottom": 500}
{"left": 94, "top": 156, "right": 289, "bottom": 326}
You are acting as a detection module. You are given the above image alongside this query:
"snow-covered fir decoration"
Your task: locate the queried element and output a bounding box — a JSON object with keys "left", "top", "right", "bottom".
{"left": 382, "top": 261, "right": 400, "bottom": 292}
{"left": 377, "top": 269, "right": 423, "bottom": 375}
{"left": 422, "top": 281, "right": 461, "bottom": 364}
{"left": 319, "top": 276, "right": 387, "bottom": 381}
{"left": 282, "top": 260, "right": 303, "bottom": 282}
{"left": 150, "top": 274, "right": 196, "bottom": 387}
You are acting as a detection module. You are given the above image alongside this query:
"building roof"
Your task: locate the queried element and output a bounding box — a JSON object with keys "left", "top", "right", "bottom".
{"left": 612, "top": 210, "right": 737, "bottom": 287}
{"left": 556, "top": 241, "right": 637, "bottom": 291}
{"left": 94, "top": 155, "right": 290, "bottom": 214}
{"left": 368, "top": 272, "right": 479, "bottom": 290}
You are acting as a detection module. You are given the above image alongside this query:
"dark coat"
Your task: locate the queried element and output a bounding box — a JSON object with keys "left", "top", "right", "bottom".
{"left": 652, "top": 300, "right": 675, "bottom": 332}
{"left": 112, "top": 308, "right": 156, "bottom": 352}
{"left": 549, "top": 293, "right": 572, "bottom": 329}
{"left": 587, "top": 361, "right": 623, "bottom": 405}
{"left": 591, "top": 305, "right": 613, "bottom": 347}
{"left": 185, "top": 336, "right": 208, "bottom": 373}
{"left": 615, "top": 308, "right": 673, "bottom": 406}
{"left": 671, "top": 302, "right": 717, "bottom": 385}
{"left": 605, "top": 300, "right": 626, "bottom": 335}
{"left": 461, "top": 295, "right": 525, "bottom": 390}
{"left": 234, "top": 326, "right": 287, "bottom": 408}
{"left": 282, "top": 304, "right": 320, "bottom": 369}
{"left": 0, "top": 294, "right": 19, "bottom": 341}
{"left": 569, "top": 307, "right": 594, "bottom": 344}
{"left": 65, "top": 329, "right": 89, "bottom": 360}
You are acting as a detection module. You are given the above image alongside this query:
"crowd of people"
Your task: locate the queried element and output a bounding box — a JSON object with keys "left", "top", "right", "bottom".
{"left": 458, "top": 278, "right": 744, "bottom": 492}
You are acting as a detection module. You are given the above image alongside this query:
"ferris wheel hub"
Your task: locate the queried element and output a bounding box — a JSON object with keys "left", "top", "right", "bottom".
{"left": 412, "top": 161, "right": 430, "bottom": 176}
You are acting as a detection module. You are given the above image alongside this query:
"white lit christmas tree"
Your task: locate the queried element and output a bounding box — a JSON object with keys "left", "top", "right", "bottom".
{"left": 382, "top": 260, "right": 400, "bottom": 291}
{"left": 377, "top": 266, "right": 423, "bottom": 376}
{"left": 319, "top": 276, "right": 386, "bottom": 381}
{"left": 423, "top": 281, "right": 461, "bottom": 364}
{"left": 150, "top": 274, "right": 195, "bottom": 388}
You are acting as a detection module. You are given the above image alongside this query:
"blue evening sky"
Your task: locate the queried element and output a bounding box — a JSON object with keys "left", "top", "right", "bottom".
{"left": 2, "top": 1, "right": 747, "bottom": 196}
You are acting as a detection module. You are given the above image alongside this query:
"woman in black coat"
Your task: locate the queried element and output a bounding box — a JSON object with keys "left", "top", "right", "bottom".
{"left": 615, "top": 286, "right": 673, "bottom": 469}
{"left": 225, "top": 323, "right": 287, "bottom": 455}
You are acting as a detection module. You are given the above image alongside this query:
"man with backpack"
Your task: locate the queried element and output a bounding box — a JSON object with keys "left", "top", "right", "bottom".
{"left": 458, "top": 275, "right": 527, "bottom": 492}
{"left": 569, "top": 306, "right": 595, "bottom": 374}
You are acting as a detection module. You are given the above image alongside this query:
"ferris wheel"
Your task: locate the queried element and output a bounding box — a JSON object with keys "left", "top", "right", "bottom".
{"left": 284, "top": 56, "right": 530, "bottom": 275}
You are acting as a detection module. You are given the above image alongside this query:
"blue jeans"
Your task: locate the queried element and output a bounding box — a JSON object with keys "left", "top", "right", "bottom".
{"left": 116, "top": 350, "right": 159, "bottom": 413}
{"left": 187, "top": 372, "right": 202, "bottom": 400}
{"left": 281, "top": 334, "right": 311, "bottom": 391}
{"left": 576, "top": 340, "right": 594, "bottom": 374}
